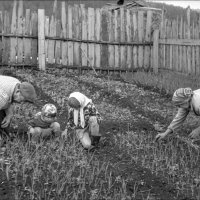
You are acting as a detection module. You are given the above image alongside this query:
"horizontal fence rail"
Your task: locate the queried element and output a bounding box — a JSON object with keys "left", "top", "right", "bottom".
{"left": 159, "top": 39, "right": 200, "bottom": 46}
{"left": 0, "top": 33, "right": 154, "bottom": 45}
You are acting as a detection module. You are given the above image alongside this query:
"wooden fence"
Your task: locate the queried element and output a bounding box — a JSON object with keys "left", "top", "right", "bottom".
{"left": 159, "top": 7, "right": 200, "bottom": 74}
{"left": 0, "top": 0, "right": 161, "bottom": 73}
{"left": 1, "top": 1, "right": 199, "bottom": 75}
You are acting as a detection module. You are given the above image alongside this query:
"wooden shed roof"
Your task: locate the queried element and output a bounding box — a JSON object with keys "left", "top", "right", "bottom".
{"left": 103, "top": 0, "right": 162, "bottom": 12}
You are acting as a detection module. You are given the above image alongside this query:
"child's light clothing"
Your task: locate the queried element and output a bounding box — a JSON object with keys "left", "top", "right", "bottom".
{"left": 75, "top": 116, "right": 100, "bottom": 149}
{"left": 66, "top": 92, "right": 102, "bottom": 149}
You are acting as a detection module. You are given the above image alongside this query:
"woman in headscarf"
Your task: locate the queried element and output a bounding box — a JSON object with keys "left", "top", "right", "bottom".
{"left": 156, "top": 87, "right": 200, "bottom": 141}
{"left": 63, "top": 92, "right": 102, "bottom": 150}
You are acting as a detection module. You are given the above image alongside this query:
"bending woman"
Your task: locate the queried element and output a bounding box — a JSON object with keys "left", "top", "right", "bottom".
{"left": 156, "top": 88, "right": 200, "bottom": 141}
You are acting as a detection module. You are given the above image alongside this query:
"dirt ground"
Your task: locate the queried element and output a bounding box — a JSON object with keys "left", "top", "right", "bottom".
{"left": 0, "top": 68, "right": 197, "bottom": 200}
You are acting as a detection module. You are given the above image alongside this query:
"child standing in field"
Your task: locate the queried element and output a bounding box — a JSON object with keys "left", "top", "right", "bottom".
{"left": 28, "top": 103, "right": 61, "bottom": 142}
{"left": 62, "top": 92, "right": 102, "bottom": 150}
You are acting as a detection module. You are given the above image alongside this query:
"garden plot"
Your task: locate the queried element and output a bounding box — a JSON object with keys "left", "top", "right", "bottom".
{"left": 0, "top": 68, "right": 200, "bottom": 200}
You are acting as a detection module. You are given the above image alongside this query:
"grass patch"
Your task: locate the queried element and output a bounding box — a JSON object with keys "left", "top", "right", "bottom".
{"left": 1, "top": 68, "right": 199, "bottom": 200}
{"left": 121, "top": 70, "right": 200, "bottom": 95}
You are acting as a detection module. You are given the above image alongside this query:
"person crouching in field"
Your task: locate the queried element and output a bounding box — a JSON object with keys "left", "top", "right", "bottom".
{"left": 62, "top": 92, "right": 102, "bottom": 150}
{"left": 27, "top": 103, "right": 61, "bottom": 142}
{"left": 156, "top": 88, "right": 200, "bottom": 142}
{"left": 0, "top": 75, "right": 36, "bottom": 141}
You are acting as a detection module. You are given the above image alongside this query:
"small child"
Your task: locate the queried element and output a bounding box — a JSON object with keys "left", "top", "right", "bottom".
{"left": 62, "top": 92, "right": 102, "bottom": 150}
{"left": 28, "top": 103, "right": 61, "bottom": 142}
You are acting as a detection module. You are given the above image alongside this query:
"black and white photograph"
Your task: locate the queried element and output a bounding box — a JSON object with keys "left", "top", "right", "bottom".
{"left": 0, "top": 0, "right": 200, "bottom": 199}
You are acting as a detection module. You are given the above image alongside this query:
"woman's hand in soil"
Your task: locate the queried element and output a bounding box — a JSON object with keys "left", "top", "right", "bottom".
{"left": 188, "top": 127, "right": 200, "bottom": 140}
{"left": 155, "top": 129, "right": 172, "bottom": 142}
{"left": 155, "top": 132, "right": 168, "bottom": 142}
{"left": 1, "top": 115, "right": 12, "bottom": 128}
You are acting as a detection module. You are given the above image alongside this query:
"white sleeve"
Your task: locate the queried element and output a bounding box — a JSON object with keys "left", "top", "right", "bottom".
{"left": 168, "top": 108, "right": 189, "bottom": 132}
{"left": 0, "top": 89, "right": 9, "bottom": 110}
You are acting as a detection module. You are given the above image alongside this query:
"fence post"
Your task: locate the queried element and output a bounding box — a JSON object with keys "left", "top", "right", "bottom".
{"left": 38, "top": 9, "right": 46, "bottom": 71}
{"left": 153, "top": 29, "right": 159, "bottom": 73}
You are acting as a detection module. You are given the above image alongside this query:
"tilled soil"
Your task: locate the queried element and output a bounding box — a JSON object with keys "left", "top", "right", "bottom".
{"left": 0, "top": 68, "right": 197, "bottom": 200}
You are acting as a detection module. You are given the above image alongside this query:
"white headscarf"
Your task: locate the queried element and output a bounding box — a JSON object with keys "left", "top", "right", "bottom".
{"left": 69, "top": 92, "right": 92, "bottom": 128}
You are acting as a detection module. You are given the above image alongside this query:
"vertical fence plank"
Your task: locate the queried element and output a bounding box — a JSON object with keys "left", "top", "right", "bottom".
{"left": 169, "top": 20, "right": 173, "bottom": 70}
{"left": 171, "top": 20, "right": 174, "bottom": 70}
{"left": 17, "top": 0, "right": 24, "bottom": 63}
{"left": 38, "top": 9, "right": 45, "bottom": 70}
{"left": 162, "top": 18, "right": 167, "bottom": 69}
{"left": 45, "top": 16, "right": 49, "bottom": 63}
{"left": 88, "top": 7, "right": 95, "bottom": 67}
{"left": 144, "top": 10, "right": 152, "bottom": 69}
{"left": 175, "top": 19, "right": 179, "bottom": 71}
{"left": 114, "top": 9, "right": 119, "bottom": 68}
{"left": 186, "top": 6, "right": 191, "bottom": 74}
{"left": 101, "top": 10, "right": 108, "bottom": 69}
{"left": 73, "top": 5, "right": 80, "bottom": 66}
{"left": 95, "top": 8, "right": 101, "bottom": 68}
{"left": 183, "top": 21, "right": 187, "bottom": 73}
{"left": 179, "top": 17, "right": 183, "bottom": 72}
{"left": 48, "top": 15, "right": 55, "bottom": 64}
{"left": 126, "top": 9, "right": 132, "bottom": 69}
{"left": 7, "top": 11, "right": 11, "bottom": 64}
{"left": 79, "top": 6, "right": 82, "bottom": 68}
{"left": 138, "top": 11, "right": 144, "bottom": 68}
{"left": 0, "top": 12, "right": 3, "bottom": 64}
{"left": 195, "top": 24, "right": 198, "bottom": 74}
{"left": 17, "top": 0, "right": 23, "bottom": 64}
{"left": 153, "top": 29, "right": 159, "bottom": 73}
{"left": 2, "top": 11, "right": 10, "bottom": 65}
{"left": 196, "top": 21, "right": 200, "bottom": 74}
{"left": 24, "top": 9, "right": 31, "bottom": 64}
{"left": 166, "top": 19, "right": 170, "bottom": 69}
{"left": 10, "top": 0, "right": 17, "bottom": 64}
{"left": 55, "top": 19, "right": 61, "bottom": 64}
{"left": 132, "top": 11, "right": 137, "bottom": 69}
{"left": 53, "top": 0, "right": 57, "bottom": 19}
{"left": 191, "top": 22, "right": 195, "bottom": 74}
{"left": 108, "top": 11, "right": 114, "bottom": 68}
{"left": 61, "top": 1, "right": 67, "bottom": 66}
{"left": 67, "top": 5, "right": 73, "bottom": 66}
{"left": 159, "top": 9, "right": 164, "bottom": 69}
{"left": 173, "top": 20, "right": 177, "bottom": 71}
{"left": 80, "top": 4, "right": 87, "bottom": 67}
{"left": 120, "top": 7, "right": 126, "bottom": 69}
{"left": 31, "top": 12, "right": 38, "bottom": 65}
